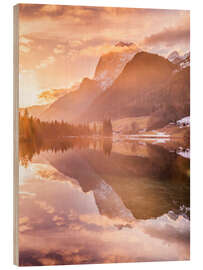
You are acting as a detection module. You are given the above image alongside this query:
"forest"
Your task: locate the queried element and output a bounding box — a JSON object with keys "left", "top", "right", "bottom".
{"left": 19, "top": 109, "right": 113, "bottom": 143}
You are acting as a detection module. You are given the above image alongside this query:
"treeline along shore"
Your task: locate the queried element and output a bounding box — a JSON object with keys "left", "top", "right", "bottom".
{"left": 19, "top": 109, "right": 113, "bottom": 143}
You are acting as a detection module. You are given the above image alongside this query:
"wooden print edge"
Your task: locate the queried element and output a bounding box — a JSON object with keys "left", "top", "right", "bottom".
{"left": 13, "top": 4, "right": 19, "bottom": 266}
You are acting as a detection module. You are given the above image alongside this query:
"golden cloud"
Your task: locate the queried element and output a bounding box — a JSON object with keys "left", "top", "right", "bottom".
{"left": 19, "top": 216, "right": 29, "bottom": 225}
{"left": 19, "top": 4, "right": 66, "bottom": 19}
{"left": 20, "top": 36, "right": 33, "bottom": 44}
{"left": 19, "top": 216, "right": 32, "bottom": 232}
{"left": 19, "top": 35, "right": 33, "bottom": 54}
{"left": 53, "top": 44, "right": 65, "bottom": 54}
{"left": 35, "top": 200, "right": 55, "bottom": 214}
{"left": 38, "top": 88, "right": 68, "bottom": 103}
{"left": 36, "top": 56, "right": 55, "bottom": 69}
{"left": 52, "top": 215, "right": 65, "bottom": 226}
{"left": 18, "top": 4, "right": 190, "bottom": 108}
{"left": 40, "top": 4, "right": 64, "bottom": 14}
{"left": 20, "top": 44, "right": 30, "bottom": 53}
{"left": 79, "top": 43, "right": 139, "bottom": 57}
{"left": 79, "top": 213, "right": 134, "bottom": 228}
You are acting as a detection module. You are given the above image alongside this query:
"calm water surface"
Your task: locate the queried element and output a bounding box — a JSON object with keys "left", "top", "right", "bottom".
{"left": 19, "top": 139, "right": 190, "bottom": 266}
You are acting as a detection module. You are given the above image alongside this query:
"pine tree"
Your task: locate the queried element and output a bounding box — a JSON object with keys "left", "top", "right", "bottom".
{"left": 103, "top": 118, "right": 112, "bottom": 136}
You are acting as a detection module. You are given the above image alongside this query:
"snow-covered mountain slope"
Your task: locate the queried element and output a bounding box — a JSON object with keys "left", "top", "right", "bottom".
{"left": 94, "top": 42, "right": 141, "bottom": 90}
{"left": 94, "top": 180, "right": 134, "bottom": 222}
{"left": 168, "top": 51, "right": 190, "bottom": 69}
{"left": 82, "top": 52, "right": 177, "bottom": 122}
{"left": 179, "top": 52, "right": 190, "bottom": 69}
{"left": 168, "top": 51, "right": 180, "bottom": 63}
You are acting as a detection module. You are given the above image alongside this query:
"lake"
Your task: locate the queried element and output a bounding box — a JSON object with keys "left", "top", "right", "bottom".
{"left": 18, "top": 138, "right": 190, "bottom": 266}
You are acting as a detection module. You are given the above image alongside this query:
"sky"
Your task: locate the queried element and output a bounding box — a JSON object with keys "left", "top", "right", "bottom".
{"left": 18, "top": 4, "right": 190, "bottom": 107}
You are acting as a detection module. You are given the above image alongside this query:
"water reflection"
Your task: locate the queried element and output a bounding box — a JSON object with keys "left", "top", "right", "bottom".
{"left": 19, "top": 137, "right": 112, "bottom": 167}
{"left": 19, "top": 138, "right": 190, "bottom": 265}
{"left": 103, "top": 139, "right": 112, "bottom": 156}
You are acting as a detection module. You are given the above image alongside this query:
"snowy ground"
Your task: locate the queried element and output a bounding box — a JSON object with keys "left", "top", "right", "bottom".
{"left": 177, "top": 116, "right": 190, "bottom": 127}
{"left": 176, "top": 148, "right": 190, "bottom": 159}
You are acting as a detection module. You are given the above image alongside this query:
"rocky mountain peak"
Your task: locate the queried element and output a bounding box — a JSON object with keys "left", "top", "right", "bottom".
{"left": 115, "top": 41, "right": 134, "bottom": 47}
{"left": 168, "top": 51, "right": 180, "bottom": 62}
{"left": 94, "top": 42, "right": 140, "bottom": 91}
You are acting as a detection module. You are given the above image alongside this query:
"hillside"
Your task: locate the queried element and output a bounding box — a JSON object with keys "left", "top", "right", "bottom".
{"left": 19, "top": 104, "right": 49, "bottom": 118}
{"left": 40, "top": 78, "right": 102, "bottom": 122}
{"left": 39, "top": 50, "right": 190, "bottom": 131}
{"left": 147, "top": 67, "right": 190, "bottom": 130}
{"left": 80, "top": 52, "right": 189, "bottom": 131}
{"left": 80, "top": 52, "right": 176, "bottom": 121}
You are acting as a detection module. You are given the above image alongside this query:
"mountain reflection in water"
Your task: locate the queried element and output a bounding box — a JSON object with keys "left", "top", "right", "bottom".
{"left": 19, "top": 138, "right": 190, "bottom": 266}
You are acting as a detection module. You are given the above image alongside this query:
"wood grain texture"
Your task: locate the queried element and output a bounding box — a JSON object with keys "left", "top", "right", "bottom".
{"left": 13, "top": 4, "right": 19, "bottom": 266}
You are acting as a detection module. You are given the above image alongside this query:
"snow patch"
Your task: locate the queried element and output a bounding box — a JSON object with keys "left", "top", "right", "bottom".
{"left": 176, "top": 148, "right": 190, "bottom": 159}
{"left": 177, "top": 116, "right": 190, "bottom": 127}
{"left": 94, "top": 180, "right": 134, "bottom": 222}
{"left": 95, "top": 48, "right": 140, "bottom": 91}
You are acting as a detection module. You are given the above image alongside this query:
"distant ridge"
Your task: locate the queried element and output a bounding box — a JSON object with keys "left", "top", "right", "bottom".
{"left": 115, "top": 41, "right": 134, "bottom": 47}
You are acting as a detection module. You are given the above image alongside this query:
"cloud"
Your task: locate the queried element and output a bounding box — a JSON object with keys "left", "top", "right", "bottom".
{"left": 53, "top": 44, "right": 65, "bottom": 54}
{"left": 19, "top": 35, "right": 34, "bottom": 54}
{"left": 36, "top": 56, "right": 55, "bottom": 69}
{"left": 18, "top": 4, "right": 190, "bottom": 107}
{"left": 20, "top": 36, "right": 33, "bottom": 44}
{"left": 19, "top": 4, "right": 66, "bottom": 19}
{"left": 141, "top": 25, "right": 190, "bottom": 47}
{"left": 52, "top": 215, "right": 65, "bottom": 226}
{"left": 79, "top": 213, "right": 134, "bottom": 228}
{"left": 79, "top": 43, "right": 139, "bottom": 57}
{"left": 19, "top": 216, "right": 29, "bottom": 225}
{"left": 69, "top": 40, "right": 83, "bottom": 47}
{"left": 139, "top": 214, "right": 190, "bottom": 245}
{"left": 40, "top": 4, "right": 65, "bottom": 15}
{"left": 38, "top": 88, "right": 68, "bottom": 103}
{"left": 19, "top": 4, "right": 184, "bottom": 22}
{"left": 20, "top": 44, "right": 30, "bottom": 53}
{"left": 35, "top": 200, "right": 55, "bottom": 214}
{"left": 19, "top": 216, "right": 32, "bottom": 232}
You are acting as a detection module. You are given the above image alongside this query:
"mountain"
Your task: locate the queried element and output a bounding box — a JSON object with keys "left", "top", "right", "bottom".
{"left": 94, "top": 42, "right": 140, "bottom": 90}
{"left": 179, "top": 52, "right": 190, "bottom": 69}
{"left": 35, "top": 143, "right": 189, "bottom": 220}
{"left": 19, "top": 104, "right": 49, "bottom": 118}
{"left": 40, "top": 78, "right": 102, "bottom": 122}
{"left": 168, "top": 51, "right": 180, "bottom": 63}
{"left": 147, "top": 66, "right": 190, "bottom": 130}
{"left": 168, "top": 51, "right": 190, "bottom": 69}
{"left": 40, "top": 42, "right": 140, "bottom": 122}
{"left": 81, "top": 52, "right": 176, "bottom": 122}
{"left": 81, "top": 51, "right": 190, "bottom": 130}
{"left": 40, "top": 50, "right": 190, "bottom": 130}
{"left": 115, "top": 41, "right": 134, "bottom": 47}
